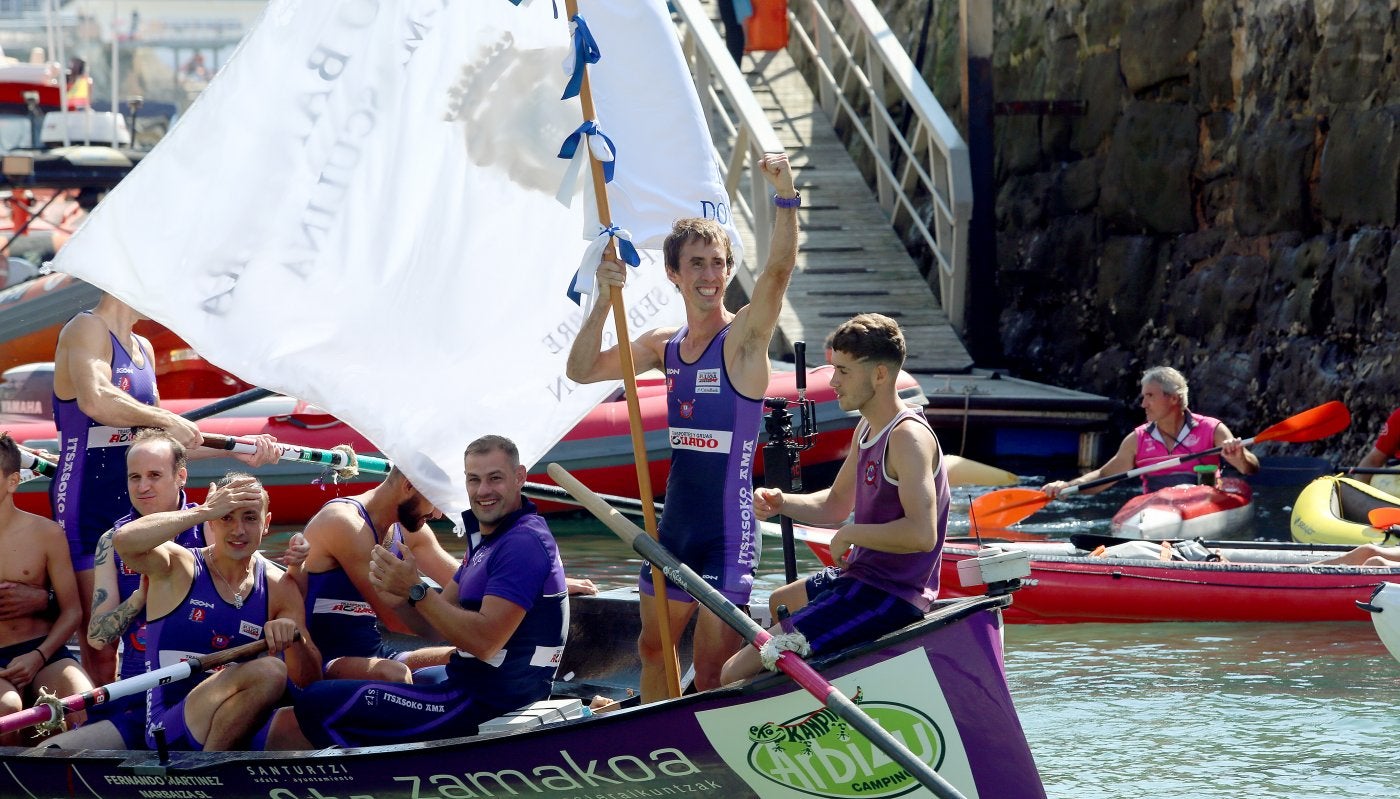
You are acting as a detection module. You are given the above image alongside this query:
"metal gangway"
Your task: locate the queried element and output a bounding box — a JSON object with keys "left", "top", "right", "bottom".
{"left": 670, "top": 0, "right": 973, "bottom": 374}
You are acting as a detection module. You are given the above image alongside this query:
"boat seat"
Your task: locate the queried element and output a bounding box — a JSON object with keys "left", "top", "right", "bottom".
{"left": 477, "top": 698, "right": 585, "bottom": 734}
{"left": 1336, "top": 479, "right": 1392, "bottom": 525}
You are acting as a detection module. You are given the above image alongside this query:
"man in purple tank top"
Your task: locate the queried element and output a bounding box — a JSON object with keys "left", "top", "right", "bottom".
{"left": 289, "top": 467, "right": 458, "bottom": 681}
{"left": 567, "top": 152, "right": 799, "bottom": 700}
{"left": 1041, "top": 365, "right": 1259, "bottom": 497}
{"left": 722, "top": 314, "right": 949, "bottom": 684}
{"left": 114, "top": 472, "right": 319, "bottom": 750}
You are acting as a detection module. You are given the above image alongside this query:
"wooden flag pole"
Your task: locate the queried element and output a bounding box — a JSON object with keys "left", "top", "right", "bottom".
{"left": 562, "top": 0, "right": 681, "bottom": 700}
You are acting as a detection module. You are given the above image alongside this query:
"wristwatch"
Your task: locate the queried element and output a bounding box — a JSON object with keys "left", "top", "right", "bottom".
{"left": 407, "top": 582, "right": 431, "bottom": 607}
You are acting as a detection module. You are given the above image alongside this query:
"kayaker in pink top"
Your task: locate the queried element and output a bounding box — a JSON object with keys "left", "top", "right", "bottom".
{"left": 1043, "top": 365, "right": 1259, "bottom": 497}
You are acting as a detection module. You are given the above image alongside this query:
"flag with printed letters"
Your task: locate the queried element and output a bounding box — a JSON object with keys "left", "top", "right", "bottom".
{"left": 51, "top": 0, "right": 735, "bottom": 513}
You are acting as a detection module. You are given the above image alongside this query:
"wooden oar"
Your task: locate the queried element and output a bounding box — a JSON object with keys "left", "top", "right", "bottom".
{"left": 560, "top": 0, "right": 679, "bottom": 699}
{"left": 0, "top": 635, "right": 279, "bottom": 735}
{"left": 970, "top": 400, "right": 1352, "bottom": 531}
{"left": 547, "top": 463, "right": 970, "bottom": 799}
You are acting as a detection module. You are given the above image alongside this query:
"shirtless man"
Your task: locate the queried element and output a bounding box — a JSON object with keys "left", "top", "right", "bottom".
{"left": 114, "top": 472, "right": 319, "bottom": 751}
{"left": 0, "top": 433, "right": 93, "bottom": 744}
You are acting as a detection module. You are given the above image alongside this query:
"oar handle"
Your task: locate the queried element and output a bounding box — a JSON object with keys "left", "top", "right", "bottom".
{"left": 199, "top": 433, "right": 392, "bottom": 475}
{"left": 18, "top": 446, "right": 58, "bottom": 479}
{"left": 0, "top": 635, "right": 281, "bottom": 735}
{"left": 1063, "top": 435, "right": 1254, "bottom": 495}
{"left": 545, "top": 463, "right": 969, "bottom": 799}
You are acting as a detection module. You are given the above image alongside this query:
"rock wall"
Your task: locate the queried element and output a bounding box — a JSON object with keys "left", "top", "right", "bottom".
{"left": 847, "top": 0, "right": 1400, "bottom": 461}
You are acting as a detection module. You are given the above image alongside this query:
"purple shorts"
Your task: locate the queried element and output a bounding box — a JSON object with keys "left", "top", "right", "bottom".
{"left": 791, "top": 569, "right": 924, "bottom": 656}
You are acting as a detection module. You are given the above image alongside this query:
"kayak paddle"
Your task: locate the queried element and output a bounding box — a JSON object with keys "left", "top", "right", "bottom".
{"left": 970, "top": 400, "right": 1352, "bottom": 531}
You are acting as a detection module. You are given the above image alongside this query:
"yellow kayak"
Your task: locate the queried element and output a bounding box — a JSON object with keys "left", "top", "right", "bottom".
{"left": 1290, "top": 475, "right": 1400, "bottom": 546}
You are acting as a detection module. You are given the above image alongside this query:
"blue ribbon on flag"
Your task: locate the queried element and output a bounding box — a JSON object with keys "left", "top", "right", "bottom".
{"left": 562, "top": 16, "right": 601, "bottom": 100}
{"left": 557, "top": 120, "right": 616, "bottom": 183}
{"left": 566, "top": 226, "right": 641, "bottom": 305}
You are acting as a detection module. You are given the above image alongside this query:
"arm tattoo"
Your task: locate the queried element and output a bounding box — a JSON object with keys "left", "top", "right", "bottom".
{"left": 88, "top": 592, "right": 144, "bottom": 646}
{"left": 93, "top": 533, "right": 112, "bottom": 567}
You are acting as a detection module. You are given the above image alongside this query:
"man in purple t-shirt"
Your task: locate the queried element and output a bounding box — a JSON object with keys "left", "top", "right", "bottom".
{"left": 721, "top": 314, "right": 949, "bottom": 684}
{"left": 566, "top": 152, "right": 799, "bottom": 701}
{"left": 262, "top": 435, "right": 567, "bottom": 750}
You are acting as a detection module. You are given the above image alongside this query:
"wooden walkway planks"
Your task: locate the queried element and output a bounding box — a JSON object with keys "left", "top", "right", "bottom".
{"left": 723, "top": 34, "right": 974, "bottom": 374}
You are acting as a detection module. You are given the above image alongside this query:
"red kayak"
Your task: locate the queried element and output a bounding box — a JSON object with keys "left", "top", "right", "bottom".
{"left": 788, "top": 529, "right": 1400, "bottom": 623}
{"left": 1110, "top": 477, "right": 1254, "bottom": 539}
{"left": 4, "top": 363, "right": 925, "bottom": 524}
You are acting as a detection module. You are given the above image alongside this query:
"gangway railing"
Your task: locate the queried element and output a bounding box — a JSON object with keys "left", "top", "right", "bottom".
{"left": 785, "top": 0, "right": 973, "bottom": 334}
{"left": 670, "top": 0, "right": 785, "bottom": 290}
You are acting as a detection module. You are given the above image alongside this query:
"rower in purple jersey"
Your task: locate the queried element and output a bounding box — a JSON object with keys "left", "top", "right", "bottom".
{"left": 567, "top": 152, "right": 800, "bottom": 701}
{"left": 113, "top": 472, "right": 319, "bottom": 751}
{"left": 51, "top": 312, "right": 159, "bottom": 573}
{"left": 43, "top": 431, "right": 206, "bottom": 749}
{"left": 50, "top": 294, "right": 204, "bottom": 679}
{"left": 289, "top": 469, "right": 458, "bottom": 682}
{"left": 655, "top": 324, "right": 763, "bottom": 604}
{"left": 724, "top": 314, "right": 949, "bottom": 684}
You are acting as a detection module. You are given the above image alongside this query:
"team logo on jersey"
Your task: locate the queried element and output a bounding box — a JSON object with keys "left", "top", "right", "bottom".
{"left": 117, "top": 375, "right": 131, "bottom": 392}
{"left": 679, "top": 399, "right": 695, "bottom": 419}
{"left": 695, "top": 368, "right": 721, "bottom": 394}
{"left": 121, "top": 561, "right": 137, "bottom": 576}
{"left": 239, "top": 620, "right": 263, "bottom": 640}
{"left": 127, "top": 624, "right": 148, "bottom": 653}
{"left": 864, "top": 461, "right": 879, "bottom": 485}
{"left": 212, "top": 633, "right": 232, "bottom": 649}
{"left": 666, "top": 376, "right": 674, "bottom": 393}
{"left": 189, "top": 607, "right": 206, "bottom": 623}
{"left": 670, "top": 427, "right": 733, "bottom": 453}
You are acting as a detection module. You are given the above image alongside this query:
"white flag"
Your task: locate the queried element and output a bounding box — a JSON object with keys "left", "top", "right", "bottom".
{"left": 52, "top": 0, "right": 733, "bottom": 513}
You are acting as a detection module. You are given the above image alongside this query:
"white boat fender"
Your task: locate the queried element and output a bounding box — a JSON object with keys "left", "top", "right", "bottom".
{"left": 958, "top": 547, "right": 1031, "bottom": 593}
{"left": 1358, "top": 582, "right": 1400, "bottom": 665}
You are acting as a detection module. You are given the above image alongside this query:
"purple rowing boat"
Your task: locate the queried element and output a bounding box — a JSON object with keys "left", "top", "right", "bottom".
{"left": 0, "top": 592, "right": 1044, "bottom": 799}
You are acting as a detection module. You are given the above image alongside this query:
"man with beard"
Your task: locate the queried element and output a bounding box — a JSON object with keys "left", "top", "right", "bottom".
{"left": 264, "top": 435, "right": 568, "bottom": 749}
{"left": 290, "top": 467, "right": 459, "bottom": 681}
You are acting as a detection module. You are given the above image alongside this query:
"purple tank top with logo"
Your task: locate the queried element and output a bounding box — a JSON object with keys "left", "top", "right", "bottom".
{"left": 304, "top": 497, "right": 404, "bottom": 664}
{"left": 144, "top": 550, "right": 268, "bottom": 732}
{"left": 51, "top": 318, "right": 159, "bottom": 561}
{"left": 110, "top": 496, "right": 204, "bottom": 680}
{"left": 659, "top": 324, "right": 764, "bottom": 598}
{"left": 843, "top": 408, "right": 948, "bottom": 611}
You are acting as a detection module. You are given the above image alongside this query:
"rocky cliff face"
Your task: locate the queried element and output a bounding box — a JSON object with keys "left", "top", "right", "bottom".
{"left": 850, "top": 0, "right": 1400, "bottom": 461}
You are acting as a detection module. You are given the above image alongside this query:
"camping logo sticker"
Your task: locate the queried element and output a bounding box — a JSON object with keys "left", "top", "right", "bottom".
{"left": 742, "top": 689, "right": 945, "bottom": 798}
{"left": 694, "top": 650, "right": 977, "bottom": 799}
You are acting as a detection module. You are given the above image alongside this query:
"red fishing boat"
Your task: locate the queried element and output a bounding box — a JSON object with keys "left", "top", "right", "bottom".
{"left": 3, "top": 362, "right": 925, "bottom": 524}
{"left": 790, "top": 528, "right": 1400, "bottom": 624}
